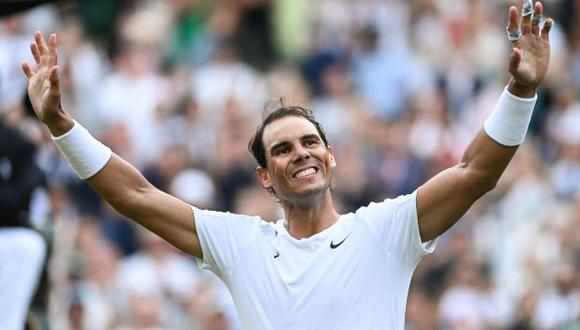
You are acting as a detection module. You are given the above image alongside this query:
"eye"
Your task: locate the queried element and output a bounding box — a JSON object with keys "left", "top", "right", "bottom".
{"left": 304, "top": 139, "right": 318, "bottom": 147}
{"left": 276, "top": 147, "right": 290, "bottom": 155}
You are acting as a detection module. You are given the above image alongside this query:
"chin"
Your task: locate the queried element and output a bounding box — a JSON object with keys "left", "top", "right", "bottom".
{"left": 290, "top": 181, "right": 330, "bottom": 198}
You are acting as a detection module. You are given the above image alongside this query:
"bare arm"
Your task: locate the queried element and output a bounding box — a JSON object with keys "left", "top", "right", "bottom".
{"left": 22, "top": 32, "right": 202, "bottom": 257}
{"left": 416, "top": 1, "right": 552, "bottom": 242}
{"left": 417, "top": 129, "right": 516, "bottom": 242}
{"left": 87, "top": 155, "right": 201, "bottom": 256}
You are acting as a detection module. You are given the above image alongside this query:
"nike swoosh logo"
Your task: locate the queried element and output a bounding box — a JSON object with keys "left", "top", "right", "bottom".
{"left": 273, "top": 251, "right": 280, "bottom": 259}
{"left": 330, "top": 234, "right": 350, "bottom": 249}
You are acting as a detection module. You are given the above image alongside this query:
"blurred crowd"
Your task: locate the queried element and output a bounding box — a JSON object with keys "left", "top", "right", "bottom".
{"left": 2, "top": 0, "right": 580, "bottom": 329}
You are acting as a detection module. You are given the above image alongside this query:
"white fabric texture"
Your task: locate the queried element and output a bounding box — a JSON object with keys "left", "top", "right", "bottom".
{"left": 51, "top": 121, "right": 112, "bottom": 179}
{"left": 0, "top": 228, "right": 46, "bottom": 330}
{"left": 483, "top": 86, "right": 537, "bottom": 146}
{"left": 192, "top": 191, "right": 436, "bottom": 330}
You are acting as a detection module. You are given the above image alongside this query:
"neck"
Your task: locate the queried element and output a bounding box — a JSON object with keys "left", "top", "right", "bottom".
{"left": 281, "top": 192, "right": 340, "bottom": 239}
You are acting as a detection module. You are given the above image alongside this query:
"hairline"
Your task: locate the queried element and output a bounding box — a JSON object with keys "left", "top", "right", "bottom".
{"left": 249, "top": 106, "right": 330, "bottom": 169}
{"left": 261, "top": 116, "right": 327, "bottom": 164}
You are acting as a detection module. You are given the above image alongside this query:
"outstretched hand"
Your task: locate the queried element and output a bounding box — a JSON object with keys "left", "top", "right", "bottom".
{"left": 21, "top": 32, "right": 72, "bottom": 136}
{"left": 506, "top": 1, "right": 553, "bottom": 96}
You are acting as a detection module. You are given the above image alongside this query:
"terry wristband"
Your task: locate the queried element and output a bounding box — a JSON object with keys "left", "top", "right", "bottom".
{"left": 51, "top": 120, "right": 112, "bottom": 179}
{"left": 483, "top": 86, "right": 537, "bottom": 146}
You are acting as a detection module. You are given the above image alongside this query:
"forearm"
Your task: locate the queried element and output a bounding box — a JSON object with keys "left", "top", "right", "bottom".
{"left": 458, "top": 130, "right": 518, "bottom": 196}
{"left": 47, "top": 117, "right": 199, "bottom": 255}
{"left": 87, "top": 154, "right": 199, "bottom": 255}
{"left": 417, "top": 132, "right": 518, "bottom": 242}
{"left": 48, "top": 118, "right": 154, "bottom": 217}
{"left": 417, "top": 87, "right": 537, "bottom": 241}
{"left": 85, "top": 154, "right": 155, "bottom": 219}
{"left": 459, "top": 85, "right": 536, "bottom": 193}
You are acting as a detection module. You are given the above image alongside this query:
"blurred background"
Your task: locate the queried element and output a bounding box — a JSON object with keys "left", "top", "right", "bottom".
{"left": 1, "top": 0, "right": 580, "bottom": 329}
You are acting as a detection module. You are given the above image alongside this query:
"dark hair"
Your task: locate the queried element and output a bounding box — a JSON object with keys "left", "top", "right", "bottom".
{"left": 248, "top": 106, "right": 329, "bottom": 168}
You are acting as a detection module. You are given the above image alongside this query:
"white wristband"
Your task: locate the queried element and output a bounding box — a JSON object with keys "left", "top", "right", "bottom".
{"left": 483, "top": 86, "right": 537, "bottom": 146}
{"left": 52, "top": 120, "right": 112, "bottom": 179}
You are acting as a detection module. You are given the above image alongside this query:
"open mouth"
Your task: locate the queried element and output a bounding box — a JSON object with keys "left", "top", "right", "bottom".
{"left": 292, "top": 167, "right": 318, "bottom": 179}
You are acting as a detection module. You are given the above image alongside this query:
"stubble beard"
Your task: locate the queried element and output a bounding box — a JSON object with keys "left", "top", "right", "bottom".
{"left": 281, "top": 172, "right": 334, "bottom": 207}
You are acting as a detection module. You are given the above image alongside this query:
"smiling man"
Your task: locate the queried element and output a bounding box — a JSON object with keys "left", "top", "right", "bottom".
{"left": 21, "top": 1, "right": 552, "bottom": 329}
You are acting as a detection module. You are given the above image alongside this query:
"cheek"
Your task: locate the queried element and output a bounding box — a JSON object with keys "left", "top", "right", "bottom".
{"left": 269, "top": 161, "right": 288, "bottom": 179}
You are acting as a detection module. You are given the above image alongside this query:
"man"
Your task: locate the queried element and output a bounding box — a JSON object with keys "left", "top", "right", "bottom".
{"left": 22, "top": 1, "right": 552, "bottom": 328}
{"left": 0, "top": 121, "right": 47, "bottom": 330}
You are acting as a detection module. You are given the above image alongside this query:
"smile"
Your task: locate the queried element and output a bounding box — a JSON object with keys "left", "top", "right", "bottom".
{"left": 293, "top": 167, "right": 318, "bottom": 178}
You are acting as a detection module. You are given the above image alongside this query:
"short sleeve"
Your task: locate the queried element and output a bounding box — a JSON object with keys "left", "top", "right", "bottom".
{"left": 192, "top": 207, "right": 263, "bottom": 278}
{"left": 355, "top": 190, "right": 436, "bottom": 265}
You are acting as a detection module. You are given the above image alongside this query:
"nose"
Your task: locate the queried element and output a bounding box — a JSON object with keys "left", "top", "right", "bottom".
{"left": 292, "top": 144, "right": 310, "bottom": 163}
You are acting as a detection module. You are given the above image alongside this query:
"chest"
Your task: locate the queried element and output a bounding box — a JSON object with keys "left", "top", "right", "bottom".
{"left": 228, "top": 223, "right": 397, "bottom": 313}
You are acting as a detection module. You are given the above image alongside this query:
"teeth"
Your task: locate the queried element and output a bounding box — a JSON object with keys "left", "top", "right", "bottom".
{"left": 295, "top": 168, "right": 316, "bottom": 178}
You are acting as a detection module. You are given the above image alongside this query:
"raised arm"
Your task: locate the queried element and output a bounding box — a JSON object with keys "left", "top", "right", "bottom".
{"left": 416, "top": 1, "right": 552, "bottom": 242}
{"left": 22, "top": 32, "right": 202, "bottom": 257}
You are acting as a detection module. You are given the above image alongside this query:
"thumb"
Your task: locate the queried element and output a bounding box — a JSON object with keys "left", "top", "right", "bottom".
{"left": 22, "top": 62, "right": 34, "bottom": 80}
{"left": 509, "top": 48, "right": 521, "bottom": 75}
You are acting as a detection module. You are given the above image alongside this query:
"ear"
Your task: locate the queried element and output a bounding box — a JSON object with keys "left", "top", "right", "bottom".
{"left": 256, "top": 166, "right": 273, "bottom": 190}
{"left": 328, "top": 146, "right": 337, "bottom": 168}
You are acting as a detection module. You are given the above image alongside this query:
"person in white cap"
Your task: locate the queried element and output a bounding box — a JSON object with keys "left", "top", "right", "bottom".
{"left": 21, "top": 1, "right": 552, "bottom": 329}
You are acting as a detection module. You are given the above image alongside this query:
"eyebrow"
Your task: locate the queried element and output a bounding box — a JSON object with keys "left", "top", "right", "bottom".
{"left": 269, "top": 141, "right": 290, "bottom": 155}
{"left": 269, "top": 134, "right": 322, "bottom": 154}
{"left": 300, "top": 134, "right": 321, "bottom": 142}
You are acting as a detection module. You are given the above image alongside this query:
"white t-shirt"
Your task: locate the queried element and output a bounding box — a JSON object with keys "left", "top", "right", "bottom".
{"left": 193, "top": 191, "right": 436, "bottom": 330}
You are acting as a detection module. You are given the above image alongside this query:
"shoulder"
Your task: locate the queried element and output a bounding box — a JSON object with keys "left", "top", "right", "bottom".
{"left": 355, "top": 191, "right": 417, "bottom": 220}
{"left": 193, "top": 206, "right": 266, "bottom": 223}
{"left": 193, "top": 206, "right": 277, "bottom": 238}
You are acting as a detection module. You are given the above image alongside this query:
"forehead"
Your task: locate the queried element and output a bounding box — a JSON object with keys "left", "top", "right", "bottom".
{"left": 262, "top": 116, "right": 321, "bottom": 148}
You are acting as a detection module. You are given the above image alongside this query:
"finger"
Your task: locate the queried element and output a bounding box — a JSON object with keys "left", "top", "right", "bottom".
{"left": 34, "top": 31, "right": 48, "bottom": 62}
{"left": 30, "top": 43, "right": 40, "bottom": 65}
{"left": 508, "top": 6, "right": 518, "bottom": 33}
{"left": 509, "top": 48, "right": 522, "bottom": 75}
{"left": 521, "top": 0, "right": 533, "bottom": 34}
{"left": 507, "top": 6, "right": 521, "bottom": 44}
{"left": 22, "top": 62, "right": 34, "bottom": 79}
{"left": 48, "top": 34, "right": 58, "bottom": 67}
{"left": 542, "top": 18, "right": 553, "bottom": 41}
{"left": 531, "top": 2, "right": 543, "bottom": 35}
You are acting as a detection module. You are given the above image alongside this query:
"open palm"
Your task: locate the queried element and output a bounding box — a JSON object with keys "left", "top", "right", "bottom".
{"left": 22, "top": 32, "right": 72, "bottom": 136}
{"left": 22, "top": 32, "right": 62, "bottom": 124}
{"left": 507, "top": 2, "right": 552, "bottom": 89}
